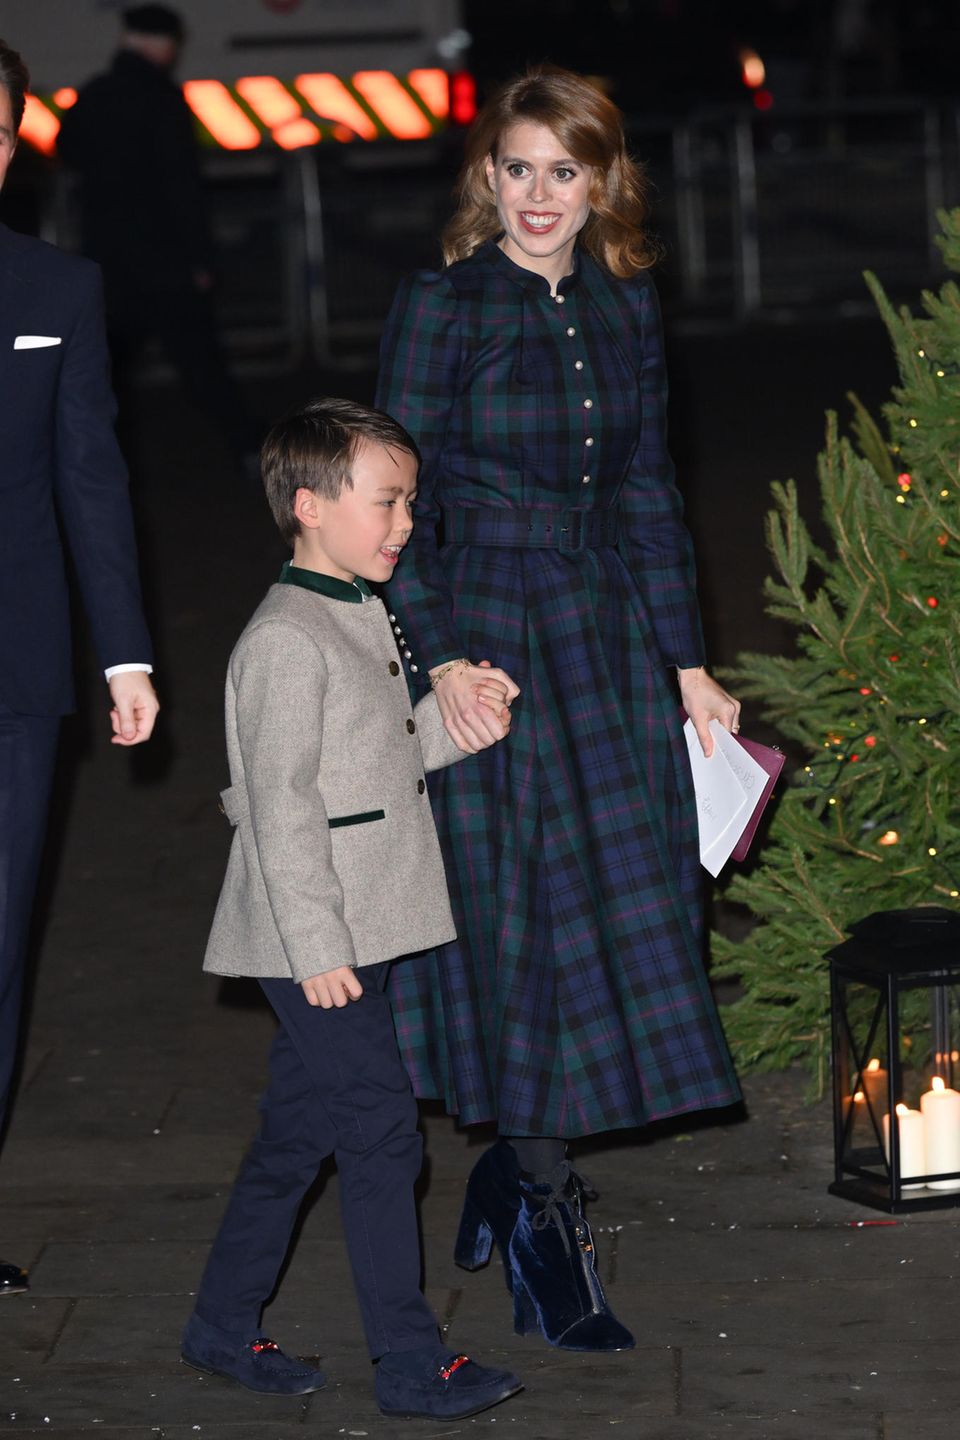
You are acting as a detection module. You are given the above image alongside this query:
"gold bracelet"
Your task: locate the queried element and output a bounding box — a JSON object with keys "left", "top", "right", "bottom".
{"left": 430, "top": 658, "right": 471, "bottom": 690}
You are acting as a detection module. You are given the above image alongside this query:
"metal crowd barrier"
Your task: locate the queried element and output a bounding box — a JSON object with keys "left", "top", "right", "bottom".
{"left": 46, "top": 97, "right": 959, "bottom": 372}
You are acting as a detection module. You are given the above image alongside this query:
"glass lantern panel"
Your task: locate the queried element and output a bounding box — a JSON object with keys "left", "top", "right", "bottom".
{"left": 837, "top": 977, "right": 889, "bottom": 1172}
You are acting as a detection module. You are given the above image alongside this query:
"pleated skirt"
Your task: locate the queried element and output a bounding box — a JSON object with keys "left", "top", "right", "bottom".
{"left": 388, "top": 540, "right": 741, "bottom": 1137}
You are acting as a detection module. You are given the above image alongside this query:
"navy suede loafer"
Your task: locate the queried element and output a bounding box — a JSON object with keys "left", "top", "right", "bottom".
{"left": 0, "top": 1261, "right": 28, "bottom": 1296}
{"left": 181, "top": 1313, "right": 325, "bottom": 1395}
{"left": 375, "top": 1346, "right": 522, "bottom": 1420}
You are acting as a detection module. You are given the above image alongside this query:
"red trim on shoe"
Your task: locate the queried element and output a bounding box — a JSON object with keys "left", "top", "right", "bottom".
{"left": 438, "top": 1354, "right": 470, "bottom": 1381}
{"left": 250, "top": 1338, "right": 281, "bottom": 1354}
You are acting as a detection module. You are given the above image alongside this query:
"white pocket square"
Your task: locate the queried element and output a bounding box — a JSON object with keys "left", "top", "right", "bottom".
{"left": 14, "top": 335, "right": 62, "bottom": 349}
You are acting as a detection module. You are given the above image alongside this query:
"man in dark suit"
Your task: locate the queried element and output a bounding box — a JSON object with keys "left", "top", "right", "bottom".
{"left": 57, "top": 5, "right": 253, "bottom": 467}
{"left": 0, "top": 38, "right": 159, "bottom": 1295}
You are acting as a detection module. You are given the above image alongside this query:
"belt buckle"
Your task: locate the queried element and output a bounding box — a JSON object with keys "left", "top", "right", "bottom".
{"left": 558, "top": 510, "right": 584, "bottom": 553}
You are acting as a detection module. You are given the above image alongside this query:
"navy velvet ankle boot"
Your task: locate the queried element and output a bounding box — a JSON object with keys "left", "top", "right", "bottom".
{"left": 453, "top": 1140, "right": 521, "bottom": 1291}
{"left": 507, "top": 1161, "right": 635, "bottom": 1352}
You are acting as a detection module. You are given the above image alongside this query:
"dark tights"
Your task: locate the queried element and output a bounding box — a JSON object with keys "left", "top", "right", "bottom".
{"left": 504, "top": 1135, "right": 566, "bottom": 1177}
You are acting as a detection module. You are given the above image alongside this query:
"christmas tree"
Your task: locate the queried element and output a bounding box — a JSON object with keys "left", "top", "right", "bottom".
{"left": 711, "top": 209, "right": 960, "bottom": 1092}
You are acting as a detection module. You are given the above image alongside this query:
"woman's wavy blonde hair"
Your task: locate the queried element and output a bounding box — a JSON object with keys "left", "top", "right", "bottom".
{"left": 442, "top": 65, "right": 658, "bottom": 278}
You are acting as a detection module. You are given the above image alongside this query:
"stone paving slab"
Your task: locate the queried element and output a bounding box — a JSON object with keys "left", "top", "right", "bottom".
{"left": 0, "top": 1135, "right": 248, "bottom": 1190}
{"left": 0, "top": 1373, "right": 316, "bottom": 1432}
{"left": 0, "top": 1297, "right": 72, "bottom": 1367}
{"left": 678, "top": 1340, "right": 960, "bottom": 1414}
{"left": 884, "top": 1415, "right": 960, "bottom": 1440}
{"left": 27, "top": 1243, "right": 211, "bottom": 1298}
{"left": 626, "top": 1421, "right": 882, "bottom": 1440}
{"left": 0, "top": 1186, "right": 233, "bottom": 1248}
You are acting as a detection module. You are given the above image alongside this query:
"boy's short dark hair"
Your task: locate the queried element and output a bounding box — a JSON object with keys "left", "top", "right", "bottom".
{"left": 0, "top": 39, "right": 30, "bottom": 134}
{"left": 261, "top": 397, "right": 419, "bottom": 546}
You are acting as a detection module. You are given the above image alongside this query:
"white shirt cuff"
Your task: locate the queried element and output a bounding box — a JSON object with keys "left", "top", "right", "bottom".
{"left": 104, "top": 663, "right": 154, "bottom": 680}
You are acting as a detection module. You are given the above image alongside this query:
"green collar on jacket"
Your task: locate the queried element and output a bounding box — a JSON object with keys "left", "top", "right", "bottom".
{"left": 278, "top": 561, "right": 373, "bottom": 604}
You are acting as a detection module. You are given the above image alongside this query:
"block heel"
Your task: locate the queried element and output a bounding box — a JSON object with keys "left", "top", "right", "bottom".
{"left": 454, "top": 1194, "right": 495, "bottom": 1270}
{"left": 452, "top": 1140, "right": 521, "bottom": 1292}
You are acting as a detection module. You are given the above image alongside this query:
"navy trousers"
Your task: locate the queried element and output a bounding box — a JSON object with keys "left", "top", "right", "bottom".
{"left": 0, "top": 705, "right": 60, "bottom": 1134}
{"left": 192, "top": 962, "right": 439, "bottom": 1359}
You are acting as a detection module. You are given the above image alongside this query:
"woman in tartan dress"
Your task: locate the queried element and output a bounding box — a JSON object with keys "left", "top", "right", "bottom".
{"left": 376, "top": 66, "right": 742, "bottom": 1352}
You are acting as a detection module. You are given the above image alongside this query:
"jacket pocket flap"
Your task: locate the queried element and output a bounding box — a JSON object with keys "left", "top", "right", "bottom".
{"left": 328, "top": 809, "right": 385, "bottom": 829}
{"left": 218, "top": 784, "right": 249, "bottom": 826}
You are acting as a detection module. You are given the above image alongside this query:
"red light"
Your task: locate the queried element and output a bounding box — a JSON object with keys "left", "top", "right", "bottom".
{"left": 739, "top": 47, "right": 766, "bottom": 88}
{"left": 753, "top": 89, "right": 774, "bottom": 111}
{"left": 450, "top": 72, "right": 477, "bottom": 126}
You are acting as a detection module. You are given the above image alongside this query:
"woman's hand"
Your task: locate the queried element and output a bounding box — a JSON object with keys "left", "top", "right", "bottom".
{"left": 678, "top": 665, "right": 741, "bottom": 757}
{"left": 431, "top": 659, "right": 520, "bottom": 753}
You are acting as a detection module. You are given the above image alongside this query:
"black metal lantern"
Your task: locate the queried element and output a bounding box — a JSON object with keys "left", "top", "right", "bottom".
{"left": 828, "top": 907, "right": 960, "bottom": 1213}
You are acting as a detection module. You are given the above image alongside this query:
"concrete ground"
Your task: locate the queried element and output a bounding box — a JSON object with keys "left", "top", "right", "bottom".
{"left": 5, "top": 318, "right": 957, "bottom": 1440}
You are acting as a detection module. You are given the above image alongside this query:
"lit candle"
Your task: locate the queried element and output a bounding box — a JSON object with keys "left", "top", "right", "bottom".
{"left": 882, "top": 1103, "right": 926, "bottom": 1189}
{"left": 861, "top": 1057, "right": 888, "bottom": 1122}
{"left": 920, "top": 1077, "right": 960, "bottom": 1190}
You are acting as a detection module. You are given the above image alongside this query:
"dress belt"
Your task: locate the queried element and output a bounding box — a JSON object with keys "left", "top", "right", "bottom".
{"left": 442, "top": 505, "right": 621, "bottom": 553}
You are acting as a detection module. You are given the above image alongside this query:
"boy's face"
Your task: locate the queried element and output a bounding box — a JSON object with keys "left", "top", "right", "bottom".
{"left": 296, "top": 440, "right": 417, "bottom": 584}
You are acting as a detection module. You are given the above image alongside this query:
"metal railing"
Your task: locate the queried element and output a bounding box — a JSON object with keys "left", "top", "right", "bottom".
{"left": 650, "top": 98, "right": 955, "bottom": 321}
{"left": 46, "top": 97, "right": 960, "bottom": 371}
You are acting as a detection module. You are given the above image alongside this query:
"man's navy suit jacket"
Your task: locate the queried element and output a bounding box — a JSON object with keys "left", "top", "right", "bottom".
{"left": 0, "top": 222, "right": 153, "bottom": 716}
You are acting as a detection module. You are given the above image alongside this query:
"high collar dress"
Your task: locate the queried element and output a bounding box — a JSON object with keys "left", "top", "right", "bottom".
{"left": 376, "top": 239, "right": 740, "bottom": 1137}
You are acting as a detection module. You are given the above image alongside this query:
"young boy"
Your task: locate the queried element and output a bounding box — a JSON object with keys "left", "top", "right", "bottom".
{"left": 181, "top": 398, "right": 521, "bottom": 1420}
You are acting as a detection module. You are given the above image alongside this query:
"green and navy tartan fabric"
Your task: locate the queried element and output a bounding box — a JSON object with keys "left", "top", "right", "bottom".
{"left": 376, "top": 240, "right": 741, "bottom": 1137}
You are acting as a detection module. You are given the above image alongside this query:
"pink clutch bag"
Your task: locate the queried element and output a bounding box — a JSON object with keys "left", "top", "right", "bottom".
{"left": 728, "top": 733, "right": 785, "bottom": 862}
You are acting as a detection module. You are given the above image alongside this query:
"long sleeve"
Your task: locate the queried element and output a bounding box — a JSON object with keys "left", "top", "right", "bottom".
{"left": 618, "top": 276, "right": 705, "bottom": 668}
{"left": 413, "top": 690, "right": 469, "bottom": 773}
{"left": 376, "top": 271, "right": 468, "bottom": 675}
{"left": 232, "top": 622, "right": 357, "bottom": 979}
{"left": 52, "top": 264, "right": 154, "bottom": 672}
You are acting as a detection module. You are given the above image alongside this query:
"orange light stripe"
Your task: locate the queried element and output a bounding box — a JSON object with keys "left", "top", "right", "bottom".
{"left": 407, "top": 68, "right": 448, "bottom": 119}
{"left": 183, "top": 79, "right": 260, "bottom": 150}
{"left": 236, "top": 75, "right": 301, "bottom": 128}
{"left": 273, "top": 117, "right": 321, "bottom": 150}
{"left": 294, "top": 73, "right": 377, "bottom": 141}
{"left": 352, "top": 71, "right": 432, "bottom": 139}
{"left": 53, "top": 87, "right": 78, "bottom": 109}
{"left": 19, "top": 95, "right": 60, "bottom": 155}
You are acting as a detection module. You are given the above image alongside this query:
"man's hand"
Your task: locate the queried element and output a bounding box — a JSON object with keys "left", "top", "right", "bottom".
{"left": 108, "top": 671, "right": 160, "bottom": 746}
{"left": 301, "top": 966, "right": 364, "bottom": 1008}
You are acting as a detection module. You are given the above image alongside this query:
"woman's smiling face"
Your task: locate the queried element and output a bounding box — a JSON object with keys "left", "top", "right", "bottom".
{"left": 485, "top": 120, "right": 593, "bottom": 286}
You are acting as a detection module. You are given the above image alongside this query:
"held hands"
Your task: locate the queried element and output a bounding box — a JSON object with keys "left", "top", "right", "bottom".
{"left": 108, "top": 671, "right": 160, "bottom": 746}
{"left": 678, "top": 665, "right": 741, "bottom": 757}
{"left": 430, "top": 658, "right": 521, "bottom": 754}
{"left": 301, "top": 966, "right": 364, "bottom": 1008}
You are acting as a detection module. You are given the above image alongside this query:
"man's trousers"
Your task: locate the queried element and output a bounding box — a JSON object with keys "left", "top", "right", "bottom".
{"left": 0, "top": 705, "right": 60, "bottom": 1134}
{"left": 191, "top": 962, "right": 439, "bottom": 1359}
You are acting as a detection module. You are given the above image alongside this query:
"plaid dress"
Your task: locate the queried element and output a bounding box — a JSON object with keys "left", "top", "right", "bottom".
{"left": 376, "top": 240, "right": 740, "bottom": 1137}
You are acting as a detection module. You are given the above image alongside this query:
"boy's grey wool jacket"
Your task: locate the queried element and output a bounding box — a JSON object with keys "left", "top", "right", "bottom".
{"left": 204, "top": 582, "right": 466, "bottom": 981}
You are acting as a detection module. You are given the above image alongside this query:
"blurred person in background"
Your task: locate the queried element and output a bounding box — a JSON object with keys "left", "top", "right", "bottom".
{"left": 0, "top": 36, "right": 158, "bottom": 1296}
{"left": 57, "top": 4, "right": 255, "bottom": 471}
{"left": 377, "top": 65, "right": 742, "bottom": 1354}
